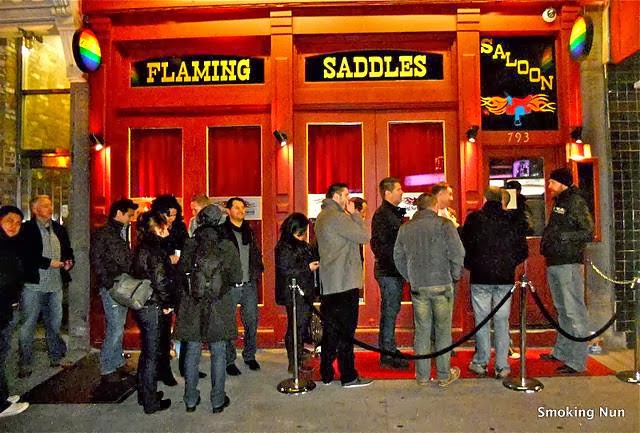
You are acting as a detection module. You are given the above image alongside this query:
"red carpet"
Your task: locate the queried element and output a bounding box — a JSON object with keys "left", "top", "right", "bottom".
{"left": 309, "top": 348, "right": 614, "bottom": 381}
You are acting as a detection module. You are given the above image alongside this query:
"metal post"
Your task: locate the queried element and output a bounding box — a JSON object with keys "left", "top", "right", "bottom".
{"left": 277, "top": 278, "right": 316, "bottom": 394}
{"left": 616, "top": 275, "right": 640, "bottom": 384}
{"left": 504, "top": 274, "right": 544, "bottom": 392}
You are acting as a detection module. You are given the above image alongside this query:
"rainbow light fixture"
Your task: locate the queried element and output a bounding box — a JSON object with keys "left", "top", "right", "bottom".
{"left": 569, "top": 16, "right": 593, "bottom": 61}
{"left": 72, "top": 28, "right": 102, "bottom": 72}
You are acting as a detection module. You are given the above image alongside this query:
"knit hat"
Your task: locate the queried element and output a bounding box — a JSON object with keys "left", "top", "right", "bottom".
{"left": 483, "top": 187, "right": 503, "bottom": 203}
{"left": 549, "top": 167, "right": 573, "bottom": 187}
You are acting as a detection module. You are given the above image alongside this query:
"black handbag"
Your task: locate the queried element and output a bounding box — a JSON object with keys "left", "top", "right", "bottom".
{"left": 109, "top": 273, "right": 153, "bottom": 310}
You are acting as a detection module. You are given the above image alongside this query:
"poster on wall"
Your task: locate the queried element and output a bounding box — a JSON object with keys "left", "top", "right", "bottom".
{"left": 480, "top": 37, "right": 558, "bottom": 130}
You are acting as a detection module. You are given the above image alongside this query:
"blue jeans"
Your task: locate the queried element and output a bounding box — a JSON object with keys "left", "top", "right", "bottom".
{"left": 184, "top": 340, "right": 226, "bottom": 409}
{"left": 134, "top": 304, "right": 161, "bottom": 412}
{"left": 470, "top": 284, "right": 513, "bottom": 371}
{"left": 0, "top": 308, "right": 19, "bottom": 409}
{"left": 19, "top": 288, "right": 67, "bottom": 367}
{"left": 99, "top": 288, "right": 129, "bottom": 375}
{"left": 377, "top": 276, "right": 403, "bottom": 357}
{"left": 547, "top": 264, "right": 589, "bottom": 372}
{"left": 226, "top": 282, "right": 258, "bottom": 364}
{"left": 411, "top": 284, "right": 454, "bottom": 381}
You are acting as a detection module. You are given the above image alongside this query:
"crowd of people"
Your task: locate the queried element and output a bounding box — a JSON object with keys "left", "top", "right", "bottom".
{"left": 0, "top": 166, "right": 593, "bottom": 418}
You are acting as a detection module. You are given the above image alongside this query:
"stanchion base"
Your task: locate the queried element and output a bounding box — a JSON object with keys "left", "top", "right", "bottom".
{"left": 503, "top": 377, "right": 544, "bottom": 393}
{"left": 277, "top": 378, "right": 317, "bottom": 394}
{"left": 615, "top": 370, "right": 640, "bottom": 384}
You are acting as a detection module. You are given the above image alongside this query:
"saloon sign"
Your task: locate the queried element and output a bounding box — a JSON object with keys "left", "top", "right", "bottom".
{"left": 305, "top": 50, "right": 444, "bottom": 82}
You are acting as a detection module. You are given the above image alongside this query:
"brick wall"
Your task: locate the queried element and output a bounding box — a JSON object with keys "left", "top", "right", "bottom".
{"left": 608, "top": 52, "right": 640, "bottom": 346}
{"left": 0, "top": 38, "right": 19, "bottom": 205}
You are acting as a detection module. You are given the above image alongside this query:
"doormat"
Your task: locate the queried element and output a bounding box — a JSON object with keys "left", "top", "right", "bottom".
{"left": 308, "top": 348, "right": 614, "bottom": 381}
{"left": 21, "top": 352, "right": 138, "bottom": 404}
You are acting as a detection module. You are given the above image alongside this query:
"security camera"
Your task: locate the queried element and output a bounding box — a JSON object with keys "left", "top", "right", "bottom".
{"left": 542, "top": 7, "right": 557, "bottom": 23}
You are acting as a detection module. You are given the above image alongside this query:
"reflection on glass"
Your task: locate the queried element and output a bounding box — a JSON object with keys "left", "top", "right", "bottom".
{"left": 489, "top": 157, "right": 545, "bottom": 236}
{"left": 22, "top": 94, "right": 71, "bottom": 150}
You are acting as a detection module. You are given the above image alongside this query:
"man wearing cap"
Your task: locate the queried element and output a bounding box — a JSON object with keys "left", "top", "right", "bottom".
{"left": 461, "top": 187, "right": 528, "bottom": 379}
{"left": 540, "top": 167, "right": 594, "bottom": 374}
{"left": 90, "top": 198, "right": 139, "bottom": 383}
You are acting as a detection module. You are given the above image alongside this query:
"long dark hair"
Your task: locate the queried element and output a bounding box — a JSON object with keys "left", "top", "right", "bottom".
{"left": 151, "top": 194, "right": 184, "bottom": 225}
{"left": 278, "top": 212, "right": 309, "bottom": 245}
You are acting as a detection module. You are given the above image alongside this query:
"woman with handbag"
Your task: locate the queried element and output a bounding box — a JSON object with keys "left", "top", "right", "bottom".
{"left": 274, "top": 212, "right": 320, "bottom": 374}
{"left": 132, "top": 211, "right": 174, "bottom": 414}
{"left": 174, "top": 204, "right": 242, "bottom": 413}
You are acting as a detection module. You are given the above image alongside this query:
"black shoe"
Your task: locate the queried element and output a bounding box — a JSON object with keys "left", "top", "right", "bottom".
{"left": 556, "top": 365, "right": 579, "bottom": 374}
{"left": 102, "top": 372, "right": 125, "bottom": 383}
{"left": 226, "top": 364, "right": 241, "bottom": 376}
{"left": 137, "top": 391, "right": 164, "bottom": 406}
{"left": 185, "top": 396, "right": 201, "bottom": 413}
{"left": 380, "top": 352, "right": 409, "bottom": 370}
{"left": 160, "top": 374, "right": 178, "bottom": 387}
{"left": 540, "top": 353, "right": 559, "bottom": 361}
{"left": 144, "top": 398, "right": 171, "bottom": 414}
{"left": 212, "top": 396, "right": 231, "bottom": 414}
{"left": 244, "top": 360, "right": 260, "bottom": 371}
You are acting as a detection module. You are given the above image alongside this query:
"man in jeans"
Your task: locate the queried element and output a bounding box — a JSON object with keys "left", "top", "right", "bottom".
{"left": 90, "top": 198, "right": 138, "bottom": 383}
{"left": 394, "top": 193, "right": 464, "bottom": 387}
{"left": 370, "top": 177, "right": 408, "bottom": 369}
{"left": 460, "top": 187, "right": 528, "bottom": 379}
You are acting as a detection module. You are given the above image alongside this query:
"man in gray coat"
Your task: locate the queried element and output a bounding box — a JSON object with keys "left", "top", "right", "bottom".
{"left": 394, "top": 192, "right": 465, "bottom": 387}
{"left": 315, "top": 183, "right": 372, "bottom": 388}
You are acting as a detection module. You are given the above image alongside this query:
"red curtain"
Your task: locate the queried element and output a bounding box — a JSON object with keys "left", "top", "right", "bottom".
{"left": 208, "top": 126, "right": 261, "bottom": 196}
{"left": 308, "top": 124, "right": 363, "bottom": 194}
{"left": 130, "top": 128, "right": 182, "bottom": 197}
{"left": 389, "top": 122, "right": 444, "bottom": 192}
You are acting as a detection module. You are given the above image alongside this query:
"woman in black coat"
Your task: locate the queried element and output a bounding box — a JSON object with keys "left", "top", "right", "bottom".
{"left": 274, "top": 213, "right": 319, "bottom": 373}
{"left": 132, "top": 211, "right": 175, "bottom": 414}
{"left": 174, "top": 204, "right": 241, "bottom": 413}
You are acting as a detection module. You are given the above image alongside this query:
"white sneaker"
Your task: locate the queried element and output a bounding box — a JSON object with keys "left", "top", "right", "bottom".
{"left": 438, "top": 366, "right": 461, "bottom": 387}
{"left": 0, "top": 402, "right": 29, "bottom": 418}
{"left": 7, "top": 395, "right": 20, "bottom": 404}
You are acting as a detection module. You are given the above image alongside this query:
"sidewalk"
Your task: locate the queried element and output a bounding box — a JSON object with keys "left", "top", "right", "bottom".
{"left": 2, "top": 348, "right": 638, "bottom": 433}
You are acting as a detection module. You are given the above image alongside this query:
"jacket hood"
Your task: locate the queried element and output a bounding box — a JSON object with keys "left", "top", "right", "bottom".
{"left": 197, "top": 204, "right": 223, "bottom": 226}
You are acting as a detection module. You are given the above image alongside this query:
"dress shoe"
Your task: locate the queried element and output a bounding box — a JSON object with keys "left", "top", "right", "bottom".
{"left": 539, "top": 353, "right": 559, "bottom": 361}
{"left": 159, "top": 374, "right": 178, "bottom": 387}
{"left": 17, "top": 367, "right": 32, "bottom": 379}
{"left": 226, "top": 364, "right": 242, "bottom": 376}
{"left": 137, "top": 391, "right": 164, "bottom": 406}
{"left": 185, "top": 396, "right": 201, "bottom": 413}
{"left": 212, "top": 396, "right": 231, "bottom": 414}
{"left": 244, "top": 360, "right": 260, "bottom": 371}
{"left": 556, "top": 365, "right": 579, "bottom": 374}
{"left": 144, "top": 398, "right": 171, "bottom": 414}
{"left": 102, "top": 372, "right": 125, "bottom": 383}
{"left": 380, "top": 352, "right": 409, "bottom": 370}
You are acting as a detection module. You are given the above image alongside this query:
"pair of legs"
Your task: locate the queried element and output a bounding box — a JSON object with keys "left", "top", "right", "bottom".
{"left": 0, "top": 310, "right": 19, "bottom": 411}
{"left": 377, "top": 276, "right": 405, "bottom": 363}
{"left": 470, "top": 284, "right": 513, "bottom": 372}
{"left": 547, "top": 264, "right": 589, "bottom": 372}
{"left": 134, "top": 304, "right": 162, "bottom": 412}
{"left": 183, "top": 340, "right": 227, "bottom": 409}
{"left": 320, "top": 288, "right": 359, "bottom": 385}
{"left": 226, "top": 283, "right": 258, "bottom": 365}
{"left": 19, "top": 288, "right": 66, "bottom": 369}
{"left": 99, "top": 288, "right": 129, "bottom": 375}
{"left": 157, "top": 311, "right": 174, "bottom": 380}
{"left": 411, "top": 284, "right": 454, "bottom": 381}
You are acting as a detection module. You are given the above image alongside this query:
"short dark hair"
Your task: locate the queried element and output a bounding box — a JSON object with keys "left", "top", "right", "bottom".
{"left": 505, "top": 180, "right": 522, "bottom": 193}
{"left": 278, "top": 212, "right": 310, "bottom": 244}
{"left": 108, "top": 198, "right": 138, "bottom": 219}
{"left": 416, "top": 192, "right": 437, "bottom": 210}
{"left": 350, "top": 197, "right": 366, "bottom": 212}
{"left": 225, "top": 196, "right": 247, "bottom": 209}
{"left": 431, "top": 182, "right": 450, "bottom": 196}
{"left": 0, "top": 205, "right": 24, "bottom": 220}
{"left": 326, "top": 183, "right": 348, "bottom": 199}
{"left": 379, "top": 177, "right": 400, "bottom": 199}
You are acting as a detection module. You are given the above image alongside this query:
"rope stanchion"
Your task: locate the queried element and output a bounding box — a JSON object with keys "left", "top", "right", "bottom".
{"left": 503, "top": 274, "right": 543, "bottom": 393}
{"left": 277, "top": 278, "right": 316, "bottom": 395}
{"left": 616, "top": 275, "right": 640, "bottom": 385}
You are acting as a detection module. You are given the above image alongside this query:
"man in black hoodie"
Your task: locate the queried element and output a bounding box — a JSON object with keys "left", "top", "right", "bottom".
{"left": 461, "top": 187, "right": 528, "bottom": 379}
{"left": 540, "top": 167, "right": 594, "bottom": 374}
{"left": 90, "top": 198, "right": 138, "bottom": 383}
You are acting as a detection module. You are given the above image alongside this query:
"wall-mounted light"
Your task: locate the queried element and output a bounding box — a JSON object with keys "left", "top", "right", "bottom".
{"left": 90, "top": 133, "right": 104, "bottom": 151}
{"left": 466, "top": 125, "right": 479, "bottom": 143}
{"left": 570, "top": 126, "right": 583, "bottom": 144}
{"left": 273, "top": 130, "right": 288, "bottom": 147}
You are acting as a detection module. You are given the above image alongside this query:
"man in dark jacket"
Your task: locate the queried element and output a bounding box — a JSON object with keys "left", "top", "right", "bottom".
{"left": 540, "top": 167, "right": 594, "bottom": 374}
{"left": 460, "top": 187, "right": 528, "bottom": 379}
{"left": 18, "top": 195, "right": 74, "bottom": 378}
{"left": 0, "top": 206, "right": 30, "bottom": 418}
{"left": 90, "top": 198, "right": 138, "bottom": 383}
{"left": 370, "top": 177, "right": 408, "bottom": 369}
{"left": 219, "top": 197, "right": 264, "bottom": 375}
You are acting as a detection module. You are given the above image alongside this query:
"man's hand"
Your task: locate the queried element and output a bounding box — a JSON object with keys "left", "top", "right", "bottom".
{"left": 50, "top": 260, "right": 65, "bottom": 269}
{"left": 345, "top": 200, "right": 356, "bottom": 214}
{"left": 169, "top": 255, "right": 179, "bottom": 265}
